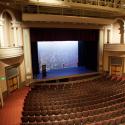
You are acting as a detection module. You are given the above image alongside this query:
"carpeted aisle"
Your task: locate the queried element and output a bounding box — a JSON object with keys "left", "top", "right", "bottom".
{"left": 0, "top": 87, "right": 30, "bottom": 125}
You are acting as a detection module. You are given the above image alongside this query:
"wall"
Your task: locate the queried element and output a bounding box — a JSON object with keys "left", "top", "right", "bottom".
{"left": 0, "top": 62, "right": 7, "bottom": 93}
{"left": 19, "top": 60, "right": 26, "bottom": 83}
{"left": 98, "top": 29, "right": 104, "bottom": 72}
{"left": 102, "top": 18, "right": 125, "bottom": 75}
{"left": 0, "top": 55, "right": 25, "bottom": 93}
{"left": 0, "top": 7, "right": 26, "bottom": 94}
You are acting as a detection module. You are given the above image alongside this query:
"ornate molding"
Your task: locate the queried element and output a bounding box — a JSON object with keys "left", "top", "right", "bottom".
{"left": 0, "top": 47, "right": 23, "bottom": 59}
{"left": 104, "top": 44, "right": 125, "bottom": 52}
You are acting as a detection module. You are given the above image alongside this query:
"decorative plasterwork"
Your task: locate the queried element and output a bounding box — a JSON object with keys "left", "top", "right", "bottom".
{"left": 22, "top": 13, "right": 114, "bottom": 25}
{"left": 0, "top": 47, "right": 23, "bottom": 59}
{"left": 104, "top": 44, "right": 125, "bottom": 52}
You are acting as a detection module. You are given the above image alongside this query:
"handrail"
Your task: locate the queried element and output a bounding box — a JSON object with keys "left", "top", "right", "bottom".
{"left": 22, "top": 0, "right": 125, "bottom": 19}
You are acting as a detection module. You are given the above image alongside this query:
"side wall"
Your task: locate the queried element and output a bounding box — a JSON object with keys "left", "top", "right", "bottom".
{"left": 102, "top": 18, "right": 125, "bottom": 76}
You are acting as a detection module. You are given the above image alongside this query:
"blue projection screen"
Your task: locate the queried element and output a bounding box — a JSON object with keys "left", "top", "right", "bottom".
{"left": 37, "top": 41, "right": 78, "bottom": 72}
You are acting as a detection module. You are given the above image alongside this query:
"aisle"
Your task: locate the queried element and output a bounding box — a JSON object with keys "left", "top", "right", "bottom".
{"left": 0, "top": 87, "right": 29, "bottom": 125}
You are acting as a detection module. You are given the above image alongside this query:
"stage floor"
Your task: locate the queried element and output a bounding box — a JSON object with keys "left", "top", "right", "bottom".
{"left": 37, "top": 67, "right": 91, "bottom": 80}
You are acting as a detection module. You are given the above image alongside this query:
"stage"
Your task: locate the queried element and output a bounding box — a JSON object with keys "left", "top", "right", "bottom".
{"left": 37, "top": 67, "right": 92, "bottom": 80}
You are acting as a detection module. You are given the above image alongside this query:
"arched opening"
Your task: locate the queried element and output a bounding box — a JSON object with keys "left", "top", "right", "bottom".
{"left": 112, "top": 19, "right": 124, "bottom": 44}
{"left": 2, "top": 12, "right": 13, "bottom": 47}
{"left": 0, "top": 9, "right": 17, "bottom": 47}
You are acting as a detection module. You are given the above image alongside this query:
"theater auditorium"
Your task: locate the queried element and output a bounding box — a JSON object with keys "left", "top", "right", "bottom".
{"left": 0, "top": 0, "right": 125, "bottom": 125}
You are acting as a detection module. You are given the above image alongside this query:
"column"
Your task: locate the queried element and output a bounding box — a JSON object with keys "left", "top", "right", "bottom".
{"left": 110, "top": 24, "right": 113, "bottom": 43}
{"left": 17, "top": 25, "right": 23, "bottom": 47}
{"left": 23, "top": 28, "right": 33, "bottom": 80}
{"left": 0, "top": 19, "right": 4, "bottom": 47}
{"left": 123, "top": 57, "right": 125, "bottom": 75}
{"left": 124, "top": 23, "right": 125, "bottom": 44}
{"left": 11, "top": 21, "right": 18, "bottom": 47}
{"left": 98, "top": 29, "right": 104, "bottom": 72}
{"left": 120, "top": 22, "right": 124, "bottom": 44}
{"left": 103, "top": 51, "right": 109, "bottom": 73}
{"left": 104, "top": 26, "right": 107, "bottom": 44}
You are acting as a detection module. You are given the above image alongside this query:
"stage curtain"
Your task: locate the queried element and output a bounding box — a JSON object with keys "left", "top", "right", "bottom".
{"left": 30, "top": 28, "right": 99, "bottom": 42}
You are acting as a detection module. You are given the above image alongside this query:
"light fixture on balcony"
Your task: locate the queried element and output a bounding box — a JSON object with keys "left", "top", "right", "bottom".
{"left": 30, "top": 0, "right": 63, "bottom": 5}
{"left": 39, "top": 0, "right": 62, "bottom": 4}
{"left": 29, "top": 0, "right": 70, "bottom": 7}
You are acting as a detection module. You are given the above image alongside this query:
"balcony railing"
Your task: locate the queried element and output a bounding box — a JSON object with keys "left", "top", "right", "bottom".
{"left": 22, "top": 0, "right": 125, "bottom": 19}
{"left": 0, "top": 47, "right": 23, "bottom": 59}
{"left": 104, "top": 44, "right": 125, "bottom": 52}
{"left": 24, "top": 0, "right": 123, "bottom": 9}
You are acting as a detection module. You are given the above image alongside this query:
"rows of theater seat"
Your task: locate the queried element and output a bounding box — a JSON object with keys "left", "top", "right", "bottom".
{"left": 21, "top": 75, "right": 125, "bottom": 125}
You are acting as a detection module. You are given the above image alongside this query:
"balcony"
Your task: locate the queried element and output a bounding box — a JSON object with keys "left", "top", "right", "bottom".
{"left": 21, "top": 0, "right": 125, "bottom": 25}
{"left": 22, "top": 0, "right": 125, "bottom": 19}
{"left": 0, "top": 47, "right": 23, "bottom": 59}
{"left": 104, "top": 44, "right": 125, "bottom": 52}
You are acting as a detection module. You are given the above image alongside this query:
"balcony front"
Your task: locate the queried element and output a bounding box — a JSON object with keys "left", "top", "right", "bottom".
{"left": 104, "top": 44, "right": 125, "bottom": 52}
{"left": 0, "top": 47, "right": 23, "bottom": 60}
{"left": 22, "top": 0, "right": 125, "bottom": 19}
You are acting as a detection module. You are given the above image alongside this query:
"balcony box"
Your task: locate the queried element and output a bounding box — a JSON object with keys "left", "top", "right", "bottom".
{"left": 0, "top": 47, "right": 23, "bottom": 60}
